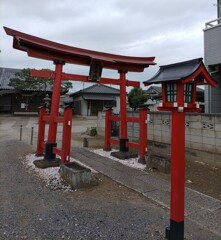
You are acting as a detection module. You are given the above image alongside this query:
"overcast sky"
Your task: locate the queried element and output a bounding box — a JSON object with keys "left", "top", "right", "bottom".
{"left": 0, "top": 0, "right": 217, "bottom": 91}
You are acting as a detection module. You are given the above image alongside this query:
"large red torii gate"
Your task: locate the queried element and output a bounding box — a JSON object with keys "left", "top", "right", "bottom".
{"left": 4, "top": 26, "right": 155, "bottom": 163}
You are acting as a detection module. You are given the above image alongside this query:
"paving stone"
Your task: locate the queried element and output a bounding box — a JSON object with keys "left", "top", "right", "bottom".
{"left": 185, "top": 188, "right": 221, "bottom": 212}
{"left": 187, "top": 208, "right": 221, "bottom": 236}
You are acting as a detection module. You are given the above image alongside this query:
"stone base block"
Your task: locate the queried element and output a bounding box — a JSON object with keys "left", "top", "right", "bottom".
{"left": 111, "top": 151, "right": 138, "bottom": 160}
{"left": 59, "top": 162, "right": 92, "bottom": 189}
{"left": 33, "top": 159, "right": 60, "bottom": 169}
{"left": 138, "top": 158, "right": 146, "bottom": 164}
{"left": 103, "top": 147, "right": 112, "bottom": 151}
{"left": 146, "top": 154, "right": 170, "bottom": 174}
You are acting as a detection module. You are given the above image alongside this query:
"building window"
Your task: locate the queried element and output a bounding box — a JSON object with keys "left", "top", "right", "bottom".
{"left": 184, "top": 83, "right": 193, "bottom": 103}
{"left": 165, "top": 83, "right": 177, "bottom": 102}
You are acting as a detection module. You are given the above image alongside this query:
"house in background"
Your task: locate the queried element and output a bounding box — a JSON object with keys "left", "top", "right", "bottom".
{"left": 70, "top": 84, "right": 120, "bottom": 116}
{"left": 145, "top": 85, "right": 205, "bottom": 112}
{"left": 0, "top": 67, "right": 52, "bottom": 114}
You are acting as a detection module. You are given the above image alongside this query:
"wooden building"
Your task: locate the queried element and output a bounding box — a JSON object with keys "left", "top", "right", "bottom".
{"left": 70, "top": 84, "right": 120, "bottom": 116}
{"left": 0, "top": 67, "right": 52, "bottom": 114}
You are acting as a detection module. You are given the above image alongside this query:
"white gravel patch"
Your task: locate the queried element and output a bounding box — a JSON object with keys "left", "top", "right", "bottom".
{"left": 22, "top": 149, "right": 145, "bottom": 191}
{"left": 90, "top": 148, "right": 146, "bottom": 170}
{"left": 22, "top": 154, "right": 97, "bottom": 191}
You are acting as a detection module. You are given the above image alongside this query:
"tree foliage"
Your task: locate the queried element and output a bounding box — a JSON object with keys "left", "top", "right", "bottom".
{"left": 9, "top": 68, "right": 52, "bottom": 93}
{"left": 9, "top": 68, "right": 72, "bottom": 95}
{"left": 128, "top": 87, "right": 147, "bottom": 110}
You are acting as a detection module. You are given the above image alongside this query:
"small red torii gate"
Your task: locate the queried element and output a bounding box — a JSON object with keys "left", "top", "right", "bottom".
{"left": 4, "top": 26, "right": 155, "bottom": 164}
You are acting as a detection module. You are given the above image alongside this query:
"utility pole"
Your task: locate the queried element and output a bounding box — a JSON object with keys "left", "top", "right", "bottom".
{"left": 218, "top": 0, "right": 221, "bottom": 18}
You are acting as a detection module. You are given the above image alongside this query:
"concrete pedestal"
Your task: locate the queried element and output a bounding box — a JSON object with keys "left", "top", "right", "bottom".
{"left": 59, "top": 162, "right": 92, "bottom": 189}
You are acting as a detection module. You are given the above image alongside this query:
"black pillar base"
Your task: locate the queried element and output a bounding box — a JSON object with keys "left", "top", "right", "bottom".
{"left": 44, "top": 142, "right": 57, "bottom": 161}
{"left": 120, "top": 138, "right": 129, "bottom": 152}
{"left": 110, "top": 138, "right": 138, "bottom": 159}
{"left": 165, "top": 220, "right": 184, "bottom": 240}
{"left": 138, "top": 158, "right": 146, "bottom": 164}
{"left": 33, "top": 142, "right": 60, "bottom": 169}
{"left": 110, "top": 151, "right": 138, "bottom": 160}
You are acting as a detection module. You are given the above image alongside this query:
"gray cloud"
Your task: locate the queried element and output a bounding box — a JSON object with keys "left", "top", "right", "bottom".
{"left": 0, "top": 0, "right": 217, "bottom": 91}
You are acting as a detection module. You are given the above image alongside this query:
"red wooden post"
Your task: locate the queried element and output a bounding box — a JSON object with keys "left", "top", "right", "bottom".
{"left": 61, "top": 106, "right": 72, "bottom": 163}
{"left": 104, "top": 108, "right": 112, "bottom": 151}
{"left": 47, "top": 60, "right": 65, "bottom": 143}
{"left": 166, "top": 83, "right": 185, "bottom": 240}
{"left": 166, "top": 109, "right": 185, "bottom": 240}
{"left": 139, "top": 108, "right": 147, "bottom": 163}
{"left": 44, "top": 60, "right": 65, "bottom": 161}
{"left": 119, "top": 70, "right": 128, "bottom": 152}
{"left": 36, "top": 106, "right": 46, "bottom": 156}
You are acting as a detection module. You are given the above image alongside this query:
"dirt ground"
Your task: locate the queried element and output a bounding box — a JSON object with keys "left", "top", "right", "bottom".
{"left": 145, "top": 157, "right": 221, "bottom": 201}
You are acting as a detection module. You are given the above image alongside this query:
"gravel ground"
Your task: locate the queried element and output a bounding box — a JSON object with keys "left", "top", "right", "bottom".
{"left": 0, "top": 140, "right": 168, "bottom": 240}
{"left": 0, "top": 116, "right": 220, "bottom": 240}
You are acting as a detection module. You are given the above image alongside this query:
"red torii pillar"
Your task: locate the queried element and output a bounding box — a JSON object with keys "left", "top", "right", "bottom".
{"left": 44, "top": 60, "right": 65, "bottom": 162}
{"left": 119, "top": 70, "right": 129, "bottom": 152}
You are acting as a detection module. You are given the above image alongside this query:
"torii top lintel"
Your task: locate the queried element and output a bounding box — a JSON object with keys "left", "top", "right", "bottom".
{"left": 4, "top": 26, "right": 155, "bottom": 72}
{"left": 143, "top": 58, "right": 217, "bottom": 87}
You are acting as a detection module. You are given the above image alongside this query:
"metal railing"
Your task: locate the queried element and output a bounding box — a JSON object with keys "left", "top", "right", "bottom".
{"left": 205, "top": 18, "right": 221, "bottom": 29}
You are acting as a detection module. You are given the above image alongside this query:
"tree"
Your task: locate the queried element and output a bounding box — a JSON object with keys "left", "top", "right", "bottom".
{"left": 61, "top": 81, "right": 73, "bottom": 94}
{"left": 9, "top": 68, "right": 52, "bottom": 95}
{"left": 9, "top": 68, "right": 72, "bottom": 95}
{"left": 128, "top": 87, "right": 147, "bottom": 110}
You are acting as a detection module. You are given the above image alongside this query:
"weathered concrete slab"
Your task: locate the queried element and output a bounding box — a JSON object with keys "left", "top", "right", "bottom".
{"left": 136, "top": 174, "right": 170, "bottom": 192}
{"left": 143, "top": 189, "right": 170, "bottom": 209}
{"left": 185, "top": 188, "right": 221, "bottom": 212}
{"left": 187, "top": 208, "right": 221, "bottom": 236}
{"left": 60, "top": 162, "right": 91, "bottom": 189}
{"left": 146, "top": 154, "right": 170, "bottom": 173}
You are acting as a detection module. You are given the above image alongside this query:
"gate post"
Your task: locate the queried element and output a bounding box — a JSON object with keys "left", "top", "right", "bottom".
{"left": 166, "top": 109, "right": 185, "bottom": 240}
{"left": 119, "top": 70, "right": 128, "bottom": 152}
{"left": 36, "top": 106, "right": 46, "bottom": 156}
{"left": 139, "top": 108, "right": 148, "bottom": 163}
{"left": 104, "top": 108, "right": 112, "bottom": 151}
{"left": 44, "top": 60, "right": 65, "bottom": 161}
{"left": 61, "top": 106, "right": 73, "bottom": 163}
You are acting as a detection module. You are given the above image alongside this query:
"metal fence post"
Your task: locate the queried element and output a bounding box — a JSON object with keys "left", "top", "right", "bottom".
{"left": 30, "top": 127, "right": 34, "bottom": 145}
{"left": 20, "top": 125, "right": 22, "bottom": 141}
{"left": 104, "top": 108, "right": 112, "bottom": 151}
{"left": 139, "top": 108, "right": 148, "bottom": 163}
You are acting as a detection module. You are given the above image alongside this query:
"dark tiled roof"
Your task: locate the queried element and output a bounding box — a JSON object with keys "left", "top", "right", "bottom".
{"left": 143, "top": 58, "right": 216, "bottom": 87}
{"left": 144, "top": 58, "right": 203, "bottom": 84}
{"left": 0, "top": 67, "right": 20, "bottom": 89}
{"left": 70, "top": 84, "right": 120, "bottom": 97}
{"left": 146, "top": 86, "right": 161, "bottom": 94}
